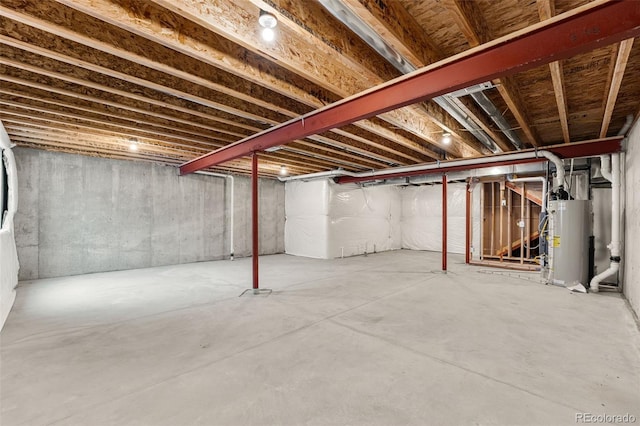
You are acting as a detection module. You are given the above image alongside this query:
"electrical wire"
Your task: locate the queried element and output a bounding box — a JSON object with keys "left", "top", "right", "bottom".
{"left": 523, "top": 215, "right": 547, "bottom": 251}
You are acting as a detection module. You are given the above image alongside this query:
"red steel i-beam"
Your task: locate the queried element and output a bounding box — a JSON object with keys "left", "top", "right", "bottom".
{"left": 465, "top": 182, "right": 471, "bottom": 264}
{"left": 442, "top": 175, "right": 448, "bottom": 272}
{"left": 252, "top": 152, "right": 259, "bottom": 290}
{"left": 180, "top": 1, "right": 640, "bottom": 175}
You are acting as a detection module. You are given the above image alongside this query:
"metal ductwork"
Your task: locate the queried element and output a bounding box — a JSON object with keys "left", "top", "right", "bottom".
{"left": 317, "top": 0, "right": 416, "bottom": 75}
{"left": 433, "top": 96, "right": 499, "bottom": 153}
{"left": 469, "top": 92, "right": 523, "bottom": 150}
{"left": 319, "top": 0, "right": 523, "bottom": 152}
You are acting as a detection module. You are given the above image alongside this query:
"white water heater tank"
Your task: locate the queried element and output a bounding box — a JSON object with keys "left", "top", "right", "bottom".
{"left": 547, "top": 199, "right": 591, "bottom": 286}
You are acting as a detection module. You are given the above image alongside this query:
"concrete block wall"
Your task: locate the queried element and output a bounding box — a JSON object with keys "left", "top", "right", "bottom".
{"left": 14, "top": 148, "right": 284, "bottom": 280}
{"left": 624, "top": 123, "right": 640, "bottom": 318}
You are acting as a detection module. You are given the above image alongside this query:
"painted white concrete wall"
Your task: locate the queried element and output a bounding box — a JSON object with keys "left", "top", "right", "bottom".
{"left": 13, "top": 148, "right": 285, "bottom": 280}
{"left": 624, "top": 122, "right": 640, "bottom": 317}
{"left": 0, "top": 121, "right": 19, "bottom": 329}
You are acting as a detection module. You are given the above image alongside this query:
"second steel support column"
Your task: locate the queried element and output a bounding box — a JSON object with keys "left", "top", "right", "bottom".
{"left": 252, "top": 152, "right": 259, "bottom": 290}
{"left": 465, "top": 182, "right": 471, "bottom": 264}
{"left": 442, "top": 174, "right": 447, "bottom": 272}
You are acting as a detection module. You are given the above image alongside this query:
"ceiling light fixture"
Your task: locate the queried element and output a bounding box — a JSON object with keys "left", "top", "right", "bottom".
{"left": 261, "top": 27, "right": 275, "bottom": 42}
{"left": 128, "top": 138, "right": 139, "bottom": 152}
{"left": 259, "top": 10, "right": 277, "bottom": 42}
{"left": 442, "top": 132, "right": 452, "bottom": 145}
{"left": 279, "top": 165, "right": 288, "bottom": 176}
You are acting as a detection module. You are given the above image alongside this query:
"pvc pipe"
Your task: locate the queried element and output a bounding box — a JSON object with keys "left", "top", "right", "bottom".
{"left": 590, "top": 153, "right": 621, "bottom": 292}
{"left": 599, "top": 155, "right": 612, "bottom": 182}
{"left": 507, "top": 176, "right": 547, "bottom": 213}
{"left": 285, "top": 150, "right": 564, "bottom": 186}
{"left": 278, "top": 169, "right": 358, "bottom": 182}
{"left": 539, "top": 151, "right": 564, "bottom": 191}
{"left": 618, "top": 114, "right": 633, "bottom": 136}
{"left": 286, "top": 151, "right": 539, "bottom": 184}
{"left": 195, "top": 171, "right": 235, "bottom": 260}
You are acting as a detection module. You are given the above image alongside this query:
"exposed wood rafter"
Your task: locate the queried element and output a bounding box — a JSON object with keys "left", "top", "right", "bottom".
{"left": 600, "top": 38, "right": 635, "bottom": 138}
{"left": 0, "top": 3, "right": 443, "bottom": 164}
{"left": 445, "top": 0, "right": 541, "bottom": 147}
{"left": 146, "top": 0, "right": 470, "bottom": 157}
{"left": 538, "top": 0, "right": 570, "bottom": 144}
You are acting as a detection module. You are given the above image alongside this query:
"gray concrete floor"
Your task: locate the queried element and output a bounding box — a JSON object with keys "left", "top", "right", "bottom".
{"left": 2, "top": 250, "right": 639, "bottom": 426}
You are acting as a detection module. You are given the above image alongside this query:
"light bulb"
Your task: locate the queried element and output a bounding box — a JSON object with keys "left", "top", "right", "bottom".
{"left": 129, "top": 142, "right": 138, "bottom": 151}
{"left": 279, "top": 165, "right": 288, "bottom": 176}
{"left": 442, "top": 132, "right": 452, "bottom": 144}
{"left": 262, "top": 27, "right": 275, "bottom": 42}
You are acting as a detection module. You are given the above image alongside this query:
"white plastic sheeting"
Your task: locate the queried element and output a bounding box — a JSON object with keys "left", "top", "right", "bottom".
{"left": 400, "top": 183, "right": 467, "bottom": 254}
{"left": 329, "top": 184, "right": 401, "bottom": 258}
{"left": 285, "top": 180, "right": 401, "bottom": 258}
{"left": 472, "top": 184, "right": 481, "bottom": 260}
{"left": 0, "top": 120, "right": 19, "bottom": 329}
{"left": 285, "top": 180, "right": 331, "bottom": 258}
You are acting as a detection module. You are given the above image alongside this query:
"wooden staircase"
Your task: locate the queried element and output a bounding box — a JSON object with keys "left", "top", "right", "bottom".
{"left": 505, "top": 181, "right": 543, "bottom": 206}
{"left": 496, "top": 231, "right": 540, "bottom": 256}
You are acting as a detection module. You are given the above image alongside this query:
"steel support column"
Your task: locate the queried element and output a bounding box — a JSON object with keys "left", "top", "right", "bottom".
{"left": 252, "top": 152, "right": 259, "bottom": 290}
{"left": 180, "top": 1, "right": 640, "bottom": 174}
{"left": 442, "top": 174, "right": 448, "bottom": 272}
{"left": 465, "top": 182, "right": 471, "bottom": 264}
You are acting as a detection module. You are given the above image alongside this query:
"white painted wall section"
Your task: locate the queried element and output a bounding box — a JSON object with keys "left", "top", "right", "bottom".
{"left": 624, "top": 121, "right": 640, "bottom": 317}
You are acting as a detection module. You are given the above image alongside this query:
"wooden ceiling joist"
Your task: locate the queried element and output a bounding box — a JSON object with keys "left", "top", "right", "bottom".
{"left": 179, "top": 0, "right": 640, "bottom": 173}
{"left": 600, "top": 38, "right": 635, "bottom": 138}
{"left": 40, "top": 0, "right": 458, "bottom": 158}
{"left": 538, "top": 0, "right": 570, "bottom": 144}
{"left": 0, "top": 21, "right": 439, "bottom": 165}
{"left": 0, "top": 81, "right": 381, "bottom": 171}
{"left": 0, "top": 48, "right": 408, "bottom": 169}
{"left": 3, "top": 118, "right": 332, "bottom": 174}
{"left": 445, "top": 0, "right": 541, "bottom": 147}
{"left": 5, "top": 120, "right": 367, "bottom": 174}
{"left": 0, "top": 0, "right": 638, "bottom": 176}
{"left": 0, "top": 88, "right": 239, "bottom": 145}
{"left": 329, "top": 0, "right": 498, "bottom": 155}
{"left": 12, "top": 0, "right": 439, "bottom": 162}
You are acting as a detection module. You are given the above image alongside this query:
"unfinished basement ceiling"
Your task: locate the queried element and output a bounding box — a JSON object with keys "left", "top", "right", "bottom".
{"left": 0, "top": 0, "right": 638, "bottom": 177}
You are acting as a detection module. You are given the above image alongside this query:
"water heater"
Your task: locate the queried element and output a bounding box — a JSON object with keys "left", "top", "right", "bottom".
{"left": 547, "top": 200, "right": 591, "bottom": 286}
